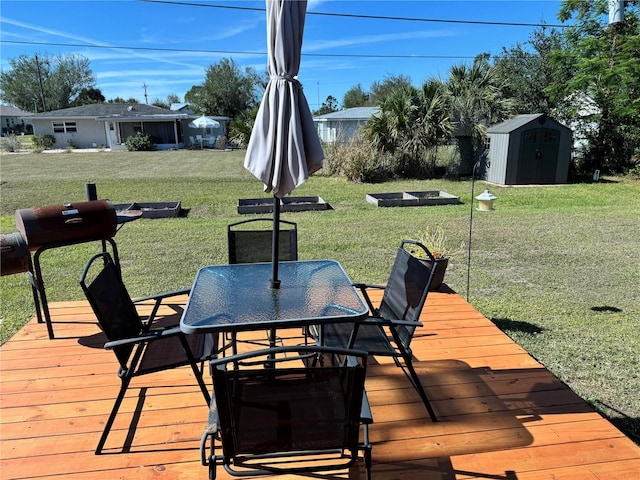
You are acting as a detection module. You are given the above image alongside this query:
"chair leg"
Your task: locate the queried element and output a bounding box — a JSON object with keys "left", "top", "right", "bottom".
{"left": 96, "top": 382, "right": 129, "bottom": 454}
{"left": 400, "top": 355, "right": 438, "bottom": 422}
{"left": 362, "top": 423, "right": 372, "bottom": 480}
{"left": 179, "top": 335, "right": 211, "bottom": 405}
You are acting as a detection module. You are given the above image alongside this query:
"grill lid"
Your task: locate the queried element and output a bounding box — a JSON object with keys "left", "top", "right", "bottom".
{"left": 15, "top": 200, "right": 118, "bottom": 250}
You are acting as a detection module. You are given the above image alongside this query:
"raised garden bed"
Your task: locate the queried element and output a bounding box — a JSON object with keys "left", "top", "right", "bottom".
{"left": 238, "top": 196, "right": 330, "bottom": 214}
{"left": 366, "top": 191, "right": 460, "bottom": 207}
{"left": 114, "top": 201, "right": 181, "bottom": 219}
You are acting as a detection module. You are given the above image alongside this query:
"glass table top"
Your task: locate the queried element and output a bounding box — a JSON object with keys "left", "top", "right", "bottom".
{"left": 180, "top": 260, "right": 368, "bottom": 334}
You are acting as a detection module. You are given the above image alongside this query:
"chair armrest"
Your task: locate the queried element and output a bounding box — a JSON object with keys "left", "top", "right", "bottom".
{"left": 209, "top": 345, "right": 368, "bottom": 369}
{"left": 352, "top": 282, "right": 384, "bottom": 290}
{"left": 103, "top": 325, "right": 183, "bottom": 350}
{"left": 360, "top": 390, "right": 373, "bottom": 424}
{"left": 133, "top": 287, "right": 191, "bottom": 328}
{"left": 132, "top": 287, "right": 191, "bottom": 305}
{"left": 353, "top": 283, "right": 384, "bottom": 314}
{"left": 360, "top": 316, "right": 423, "bottom": 328}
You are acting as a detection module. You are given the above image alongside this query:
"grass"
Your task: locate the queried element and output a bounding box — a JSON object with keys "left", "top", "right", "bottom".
{"left": 1, "top": 149, "right": 639, "bottom": 442}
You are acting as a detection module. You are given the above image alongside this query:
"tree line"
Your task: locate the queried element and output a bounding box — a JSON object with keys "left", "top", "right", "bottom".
{"left": 1, "top": 0, "right": 637, "bottom": 174}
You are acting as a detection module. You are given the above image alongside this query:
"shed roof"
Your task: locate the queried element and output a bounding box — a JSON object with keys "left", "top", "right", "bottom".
{"left": 487, "top": 114, "right": 571, "bottom": 134}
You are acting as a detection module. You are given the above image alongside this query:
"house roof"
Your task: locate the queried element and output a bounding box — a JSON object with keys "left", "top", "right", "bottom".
{"left": 487, "top": 114, "right": 571, "bottom": 134}
{"left": 29, "top": 103, "right": 189, "bottom": 120}
{"left": 313, "top": 107, "right": 380, "bottom": 121}
{"left": 0, "top": 105, "right": 32, "bottom": 117}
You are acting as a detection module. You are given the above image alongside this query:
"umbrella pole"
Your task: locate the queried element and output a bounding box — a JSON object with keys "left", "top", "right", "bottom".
{"left": 270, "top": 196, "right": 281, "bottom": 289}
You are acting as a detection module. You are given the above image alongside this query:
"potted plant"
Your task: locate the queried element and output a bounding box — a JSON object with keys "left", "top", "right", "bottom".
{"left": 413, "top": 225, "right": 465, "bottom": 291}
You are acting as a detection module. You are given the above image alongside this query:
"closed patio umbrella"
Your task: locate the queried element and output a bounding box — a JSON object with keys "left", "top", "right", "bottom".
{"left": 244, "top": 0, "right": 324, "bottom": 288}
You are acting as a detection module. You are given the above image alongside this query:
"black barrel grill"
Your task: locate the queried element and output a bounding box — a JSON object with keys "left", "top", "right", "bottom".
{"left": 15, "top": 200, "right": 118, "bottom": 250}
{"left": 10, "top": 200, "right": 122, "bottom": 339}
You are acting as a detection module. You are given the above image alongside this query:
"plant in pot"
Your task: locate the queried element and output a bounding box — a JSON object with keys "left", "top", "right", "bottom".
{"left": 413, "top": 225, "right": 465, "bottom": 291}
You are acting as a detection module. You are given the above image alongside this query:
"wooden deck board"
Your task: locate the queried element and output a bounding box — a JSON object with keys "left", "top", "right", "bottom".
{"left": 1, "top": 289, "right": 638, "bottom": 479}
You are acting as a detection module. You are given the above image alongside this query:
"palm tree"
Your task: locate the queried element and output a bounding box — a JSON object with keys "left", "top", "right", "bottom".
{"left": 363, "top": 80, "right": 452, "bottom": 176}
{"left": 229, "top": 106, "right": 259, "bottom": 147}
{"left": 447, "top": 55, "right": 514, "bottom": 175}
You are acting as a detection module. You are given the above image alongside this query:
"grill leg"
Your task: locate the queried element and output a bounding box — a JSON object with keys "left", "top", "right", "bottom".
{"left": 33, "top": 249, "right": 55, "bottom": 339}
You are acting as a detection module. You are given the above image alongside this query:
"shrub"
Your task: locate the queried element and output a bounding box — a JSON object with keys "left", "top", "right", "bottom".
{"left": 325, "top": 136, "right": 394, "bottom": 183}
{"left": 215, "top": 135, "right": 227, "bottom": 150}
{"left": 0, "top": 134, "right": 23, "bottom": 152}
{"left": 125, "top": 133, "right": 155, "bottom": 151}
{"left": 32, "top": 134, "right": 56, "bottom": 150}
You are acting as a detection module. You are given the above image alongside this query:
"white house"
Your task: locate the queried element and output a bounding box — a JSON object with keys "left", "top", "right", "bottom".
{"left": 313, "top": 107, "right": 379, "bottom": 144}
{"left": 29, "top": 103, "right": 191, "bottom": 150}
{"left": 1, "top": 105, "right": 32, "bottom": 135}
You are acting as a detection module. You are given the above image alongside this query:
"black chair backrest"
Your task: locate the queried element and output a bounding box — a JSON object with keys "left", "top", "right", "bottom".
{"left": 378, "top": 240, "right": 436, "bottom": 346}
{"left": 227, "top": 218, "right": 298, "bottom": 264}
{"left": 80, "top": 252, "right": 143, "bottom": 366}
{"left": 213, "top": 347, "right": 366, "bottom": 461}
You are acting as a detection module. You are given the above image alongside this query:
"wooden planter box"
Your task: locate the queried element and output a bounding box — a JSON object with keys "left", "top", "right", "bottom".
{"left": 238, "top": 196, "right": 330, "bottom": 214}
{"left": 366, "top": 191, "right": 460, "bottom": 207}
{"left": 114, "top": 202, "right": 181, "bottom": 219}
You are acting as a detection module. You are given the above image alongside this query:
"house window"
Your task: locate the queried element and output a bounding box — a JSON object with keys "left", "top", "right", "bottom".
{"left": 52, "top": 121, "right": 77, "bottom": 133}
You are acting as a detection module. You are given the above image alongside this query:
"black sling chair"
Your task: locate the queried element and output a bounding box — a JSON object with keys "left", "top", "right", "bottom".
{"left": 315, "top": 239, "right": 439, "bottom": 422}
{"left": 80, "top": 252, "right": 215, "bottom": 454}
{"left": 200, "top": 345, "right": 373, "bottom": 480}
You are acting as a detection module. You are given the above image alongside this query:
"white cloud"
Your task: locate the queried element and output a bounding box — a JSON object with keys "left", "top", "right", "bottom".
{"left": 305, "top": 29, "right": 455, "bottom": 52}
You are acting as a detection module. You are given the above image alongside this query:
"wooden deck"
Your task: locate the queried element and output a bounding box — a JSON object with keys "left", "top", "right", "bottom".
{"left": 1, "top": 289, "right": 639, "bottom": 480}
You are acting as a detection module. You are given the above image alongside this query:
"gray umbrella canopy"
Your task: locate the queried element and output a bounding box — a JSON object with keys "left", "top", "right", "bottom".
{"left": 244, "top": 0, "right": 324, "bottom": 199}
{"left": 244, "top": 0, "right": 324, "bottom": 288}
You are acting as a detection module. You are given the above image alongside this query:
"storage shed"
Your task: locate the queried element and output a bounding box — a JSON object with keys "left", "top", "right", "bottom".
{"left": 485, "top": 114, "right": 572, "bottom": 185}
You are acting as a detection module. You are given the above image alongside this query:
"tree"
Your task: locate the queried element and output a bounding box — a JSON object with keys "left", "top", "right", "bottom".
{"left": 369, "top": 74, "right": 413, "bottom": 105}
{"left": 314, "top": 95, "right": 338, "bottom": 115}
{"left": 229, "top": 106, "right": 259, "bottom": 147}
{"left": 107, "top": 97, "right": 140, "bottom": 104}
{"left": 553, "top": 0, "right": 640, "bottom": 173}
{"left": 0, "top": 53, "right": 96, "bottom": 112}
{"left": 150, "top": 95, "right": 179, "bottom": 109}
{"left": 446, "top": 54, "right": 514, "bottom": 175}
{"left": 363, "top": 79, "right": 452, "bottom": 176}
{"left": 72, "top": 87, "right": 105, "bottom": 107}
{"left": 184, "top": 58, "right": 261, "bottom": 118}
{"left": 166, "top": 94, "right": 180, "bottom": 105}
{"left": 343, "top": 84, "right": 369, "bottom": 108}
{"left": 494, "top": 27, "right": 570, "bottom": 115}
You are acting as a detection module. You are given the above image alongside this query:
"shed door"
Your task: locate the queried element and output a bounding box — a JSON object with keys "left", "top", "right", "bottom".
{"left": 517, "top": 128, "right": 560, "bottom": 184}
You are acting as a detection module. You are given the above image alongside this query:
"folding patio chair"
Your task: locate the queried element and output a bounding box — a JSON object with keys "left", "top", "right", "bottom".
{"left": 79, "top": 252, "right": 216, "bottom": 454}
{"left": 226, "top": 218, "right": 298, "bottom": 351}
{"left": 315, "top": 239, "right": 439, "bottom": 422}
{"left": 200, "top": 345, "right": 372, "bottom": 480}
{"left": 227, "top": 218, "right": 297, "bottom": 264}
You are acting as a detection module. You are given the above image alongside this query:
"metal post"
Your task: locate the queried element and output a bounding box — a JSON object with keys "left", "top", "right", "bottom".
{"left": 466, "top": 159, "right": 480, "bottom": 302}
{"left": 270, "top": 197, "right": 281, "bottom": 289}
{"left": 85, "top": 182, "right": 97, "bottom": 201}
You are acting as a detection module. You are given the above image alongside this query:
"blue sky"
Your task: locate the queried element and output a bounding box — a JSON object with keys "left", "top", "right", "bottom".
{"left": 1, "top": 1, "right": 566, "bottom": 111}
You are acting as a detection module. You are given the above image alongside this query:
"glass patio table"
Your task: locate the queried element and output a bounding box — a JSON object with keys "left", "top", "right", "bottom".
{"left": 180, "top": 260, "right": 369, "bottom": 337}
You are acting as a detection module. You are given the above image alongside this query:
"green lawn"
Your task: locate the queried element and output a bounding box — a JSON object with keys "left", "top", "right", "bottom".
{"left": 1, "top": 149, "right": 639, "bottom": 442}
